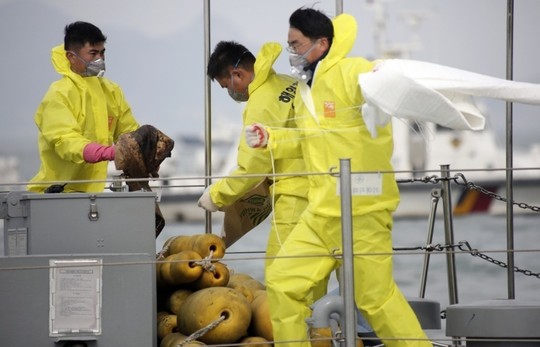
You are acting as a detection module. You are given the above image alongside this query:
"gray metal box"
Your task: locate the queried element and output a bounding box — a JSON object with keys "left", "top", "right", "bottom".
{"left": 0, "top": 253, "right": 157, "bottom": 347}
{"left": 2, "top": 191, "right": 156, "bottom": 256}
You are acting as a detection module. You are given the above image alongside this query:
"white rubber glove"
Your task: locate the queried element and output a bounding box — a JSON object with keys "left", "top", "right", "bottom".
{"left": 244, "top": 123, "right": 268, "bottom": 148}
{"left": 197, "top": 186, "right": 219, "bottom": 212}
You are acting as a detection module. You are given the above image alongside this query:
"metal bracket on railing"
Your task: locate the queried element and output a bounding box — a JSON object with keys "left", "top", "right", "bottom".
{"left": 109, "top": 174, "right": 126, "bottom": 192}
{"left": 419, "top": 188, "right": 441, "bottom": 298}
{"left": 88, "top": 195, "right": 99, "bottom": 221}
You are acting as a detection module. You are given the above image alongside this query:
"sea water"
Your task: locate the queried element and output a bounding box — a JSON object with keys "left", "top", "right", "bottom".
{"left": 157, "top": 213, "right": 540, "bottom": 310}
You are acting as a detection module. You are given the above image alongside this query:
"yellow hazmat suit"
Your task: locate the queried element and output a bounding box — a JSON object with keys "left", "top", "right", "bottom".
{"left": 210, "top": 43, "right": 314, "bottom": 270}
{"left": 27, "top": 44, "right": 139, "bottom": 193}
{"left": 264, "top": 15, "right": 430, "bottom": 347}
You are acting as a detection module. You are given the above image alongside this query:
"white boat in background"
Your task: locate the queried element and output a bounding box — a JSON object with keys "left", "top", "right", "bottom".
{"left": 391, "top": 119, "right": 540, "bottom": 217}
{"left": 0, "top": 155, "right": 20, "bottom": 192}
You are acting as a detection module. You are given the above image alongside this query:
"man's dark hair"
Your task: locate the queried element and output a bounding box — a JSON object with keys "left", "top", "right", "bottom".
{"left": 289, "top": 7, "right": 333, "bottom": 47}
{"left": 207, "top": 41, "right": 256, "bottom": 80}
{"left": 64, "top": 21, "right": 107, "bottom": 51}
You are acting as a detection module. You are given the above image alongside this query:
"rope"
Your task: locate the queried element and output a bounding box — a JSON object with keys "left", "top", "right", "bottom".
{"left": 175, "top": 315, "right": 225, "bottom": 346}
{"left": 156, "top": 236, "right": 175, "bottom": 259}
{"left": 193, "top": 250, "right": 216, "bottom": 272}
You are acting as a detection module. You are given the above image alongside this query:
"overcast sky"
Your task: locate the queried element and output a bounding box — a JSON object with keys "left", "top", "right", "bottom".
{"left": 1, "top": 0, "right": 539, "bottom": 180}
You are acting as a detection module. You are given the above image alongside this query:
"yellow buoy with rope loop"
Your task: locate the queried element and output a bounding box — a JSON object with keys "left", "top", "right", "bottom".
{"left": 178, "top": 286, "right": 252, "bottom": 344}
{"left": 164, "top": 250, "right": 204, "bottom": 285}
{"left": 191, "top": 261, "right": 230, "bottom": 290}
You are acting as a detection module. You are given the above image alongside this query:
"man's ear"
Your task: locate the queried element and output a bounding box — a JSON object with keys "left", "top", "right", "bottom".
{"left": 65, "top": 51, "right": 76, "bottom": 64}
{"left": 233, "top": 67, "right": 251, "bottom": 82}
{"left": 228, "top": 69, "right": 239, "bottom": 83}
{"left": 319, "top": 37, "right": 330, "bottom": 51}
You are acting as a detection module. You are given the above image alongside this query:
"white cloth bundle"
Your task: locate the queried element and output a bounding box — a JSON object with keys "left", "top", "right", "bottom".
{"left": 359, "top": 59, "right": 540, "bottom": 138}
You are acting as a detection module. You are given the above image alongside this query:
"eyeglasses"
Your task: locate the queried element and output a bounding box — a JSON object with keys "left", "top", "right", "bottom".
{"left": 286, "top": 40, "right": 314, "bottom": 54}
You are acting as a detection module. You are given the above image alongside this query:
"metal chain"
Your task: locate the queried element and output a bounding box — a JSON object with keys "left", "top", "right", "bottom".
{"left": 393, "top": 243, "right": 456, "bottom": 252}
{"left": 396, "top": 175, "right": 447, "bottom": 185}
{"left": 398, "top": 172, "right": 540, "bottom": 212}
{"left": 458, "top": 240, "right": 540, "bottom": 279}
{"left": 461, "top": 180, "right": 540, "bottom": 212}
{"left": 394, "top": 241, "right": 540, "bottom": 279}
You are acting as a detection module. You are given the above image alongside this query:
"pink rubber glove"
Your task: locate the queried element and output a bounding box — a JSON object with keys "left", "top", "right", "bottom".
{"left": 83, "top": 143, "right": 115, "bottom": 163}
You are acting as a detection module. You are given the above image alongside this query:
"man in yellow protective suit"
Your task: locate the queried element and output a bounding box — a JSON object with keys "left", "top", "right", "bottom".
{"left": 245, "top": 8, "right": 431, "bottom": 347}
{"left": 198, "top": 41, "right": 330, "bottom": 300}
{"left": 27, "top": 21, "right": 139, "bottom": 193}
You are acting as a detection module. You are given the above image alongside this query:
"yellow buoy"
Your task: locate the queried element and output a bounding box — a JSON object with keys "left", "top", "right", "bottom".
{"left": 162, "top": 250, "right": 203, "bottom": 285}
{"left": 250, "top": 290, "right": 273, "bottom": 341}
{"left": 168, "top": 235, "right": 195, "bottom": 254}
{"left": 178, "top": 286, "right": 252, "bottom": 344}
{"left": 159, "top": 236, "right": 177, "bottom": 258}
{"left": 191, "top": 261, "right": 230, "bottom": 290}
{"left": 157, "top": 311, "right": 170, "bottom": 328}
{"left": 309, "top": 327, "right": 333, "bottom": 347}
{"left": 309, "top": 327, "right": 364, "bottom": 347}
{"left": 160, "top": 332, "right": 206, "bottom": 347}
{"left": 239, "top": 336, "right": 272, "bottom": 347}
{"left": 229, "top": 272, "right": 257, "bottom": 282}
{"left": 191, "top": 233, "right": 226, "bottom": 260}
{"left": 167, "top": 288, "right": 194, "bottom": 316}
{"left": 227, "top": 277, "right": 265, "bottom": 303}
{"left": 157, "top": 314, "right": 178, "bottom": 340}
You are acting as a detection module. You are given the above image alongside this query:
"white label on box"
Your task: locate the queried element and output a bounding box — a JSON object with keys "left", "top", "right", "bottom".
{"left": 7, "top": 228, "right": 27, "bottom": 255}
{"left": 49, "top": 259, "right": 102, "bottom": 336}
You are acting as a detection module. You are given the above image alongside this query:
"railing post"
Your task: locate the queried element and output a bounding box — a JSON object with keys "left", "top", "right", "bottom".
{"left": 440, "top": 165, "right": 459, "bottom": 305}
{"left": 339, "top": 159, "right": 356, "bottom": 347}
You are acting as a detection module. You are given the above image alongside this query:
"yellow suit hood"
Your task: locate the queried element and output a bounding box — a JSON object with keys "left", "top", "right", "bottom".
{"left": 315, "top": 14, "right": 357, "bottom": 76}
{"left": 249, "top": 42, "right": 282, "bottom": 95}
{"left": 51, "top": 44, "right": 87, "bottom": 87}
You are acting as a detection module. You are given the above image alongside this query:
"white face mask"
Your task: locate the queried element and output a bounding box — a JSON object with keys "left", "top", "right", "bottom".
{"left": 70, "top": 51, "right": 106, "bottom": 77}
{"left": 84, "top": 58, "right": 106, "bottom": 77}
{"left": 288, "top": 41, "right": 317, "bottom": 82}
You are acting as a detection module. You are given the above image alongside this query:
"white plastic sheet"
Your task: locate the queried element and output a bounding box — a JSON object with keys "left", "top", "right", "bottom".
{"left": 359, "top": 59, "right": 540, "bottom": 138}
